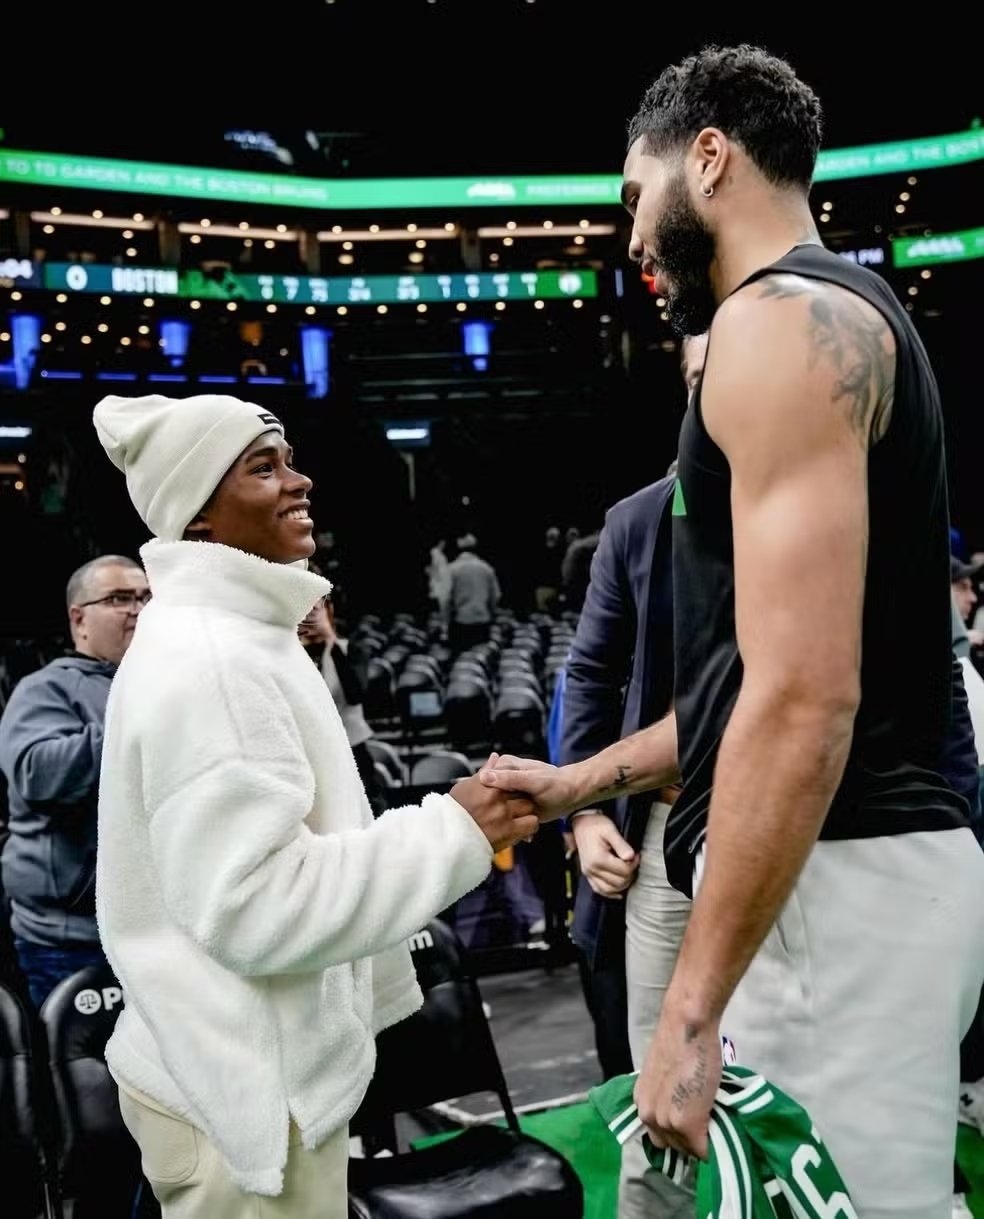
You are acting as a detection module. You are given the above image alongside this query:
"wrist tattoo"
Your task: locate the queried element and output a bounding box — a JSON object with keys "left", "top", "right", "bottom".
{"left": 614, "top": 765, "right": 631, "bottom": 791}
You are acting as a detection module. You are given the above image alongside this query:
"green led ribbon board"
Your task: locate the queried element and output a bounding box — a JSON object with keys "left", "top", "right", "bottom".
{"left": 41, "top": 263, "right": 598, "bottom": 304}
{"left": 892, "top": 226, "right": 984, "bottom": 268}
{"left": 44, "top": 262, "right": 181, "bottom": 295}
{"left": 181, "top": 268, "right": 597, "bottom": 304}
{"left": 1, "top": 129, "right": 981, "bottom": 210}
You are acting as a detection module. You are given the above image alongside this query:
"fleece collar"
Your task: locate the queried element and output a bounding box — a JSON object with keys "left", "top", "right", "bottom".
{"left": 140, "top": 539, "right": 331, "bottom": 629}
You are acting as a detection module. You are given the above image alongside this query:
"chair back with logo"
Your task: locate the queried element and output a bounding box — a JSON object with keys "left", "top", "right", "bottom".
{"left": 40, "top": 965, "right": 143, "bottom": 1217}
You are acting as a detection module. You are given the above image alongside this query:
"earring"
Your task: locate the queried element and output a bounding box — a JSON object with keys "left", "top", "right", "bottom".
{"left": 701, "top": 183, "right": 714, "bottom": 198}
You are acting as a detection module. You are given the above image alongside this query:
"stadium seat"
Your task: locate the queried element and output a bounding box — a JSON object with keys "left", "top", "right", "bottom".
{"left": 501, "top": 644, "right": 540, "bottom": 669}
{"left": 40, "top": 965, "right": 145, "bottom": 1218}
{"left": 445, "top": 679, "right": 494, "bottom": 755}
{"left": 396, "top": 668, "right": 444, "bottom": 729}
{"left": 494, "top": 687, "right": 546, "bottom": 756}
{"left": 367, "top": 738, "right": 407, "bottom": 786}
{"left": 0, "top": 980, "right": 57, "bottom": 1218}
{"left": 348, "top": 919, "right": 583, "bottom": 1219}
{"left": 410, "top": 751, "right": 473, "bottom": 786}
{"left": 374, "top": 762, "right": 397, "bottom": 791}
{"left": 449, "top": 660, "right": 490, "bottom": 687}
{"left": 366, "top": 658, "right": 398, "bottom": 722}
{"left": 394, "top": 626, "right": 428, "bottom": 651}
{"left": 404, "top": 654, "right": 443, "bottom": 682}
{"left": 382, "top": 645, "right": 412, "bottom": 671}
{"left": 498, "top": 667, "right": 540, "bottom": 692}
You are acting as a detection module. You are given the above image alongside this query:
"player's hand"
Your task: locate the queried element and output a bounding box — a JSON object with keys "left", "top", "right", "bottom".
{"left": 478, "top": 753, "right": 579, "bottom": 822}
{"left": 450, "top": 773, "right": 540, "bottom": 853}
{"left": 573, "top": 813, "right": 639, "bottom": 898}
{"left": 634, "top": 1001, "right": 721, "bottom": 1161}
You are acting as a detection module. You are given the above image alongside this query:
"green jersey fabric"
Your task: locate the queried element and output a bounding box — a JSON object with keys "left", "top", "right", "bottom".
{"left": 590, "top": 1065, "right": 859, "bottom": 1218}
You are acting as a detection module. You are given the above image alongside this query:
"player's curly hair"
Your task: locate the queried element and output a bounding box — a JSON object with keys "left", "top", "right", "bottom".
{"left": 627, "top": 45, "right": 822, "bottom": 190}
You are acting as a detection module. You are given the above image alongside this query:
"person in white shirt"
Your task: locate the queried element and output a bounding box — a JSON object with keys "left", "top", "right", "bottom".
{"left": 91, "top": 393, "right": 537, "bottom": 1219}
{"left": 447, "top": 534, "right": 500, "bottom": 656}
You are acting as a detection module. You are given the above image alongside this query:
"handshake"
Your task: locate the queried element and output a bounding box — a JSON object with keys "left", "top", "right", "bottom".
{"left": 450, "top": 753, "right": 578, "bottom": 853}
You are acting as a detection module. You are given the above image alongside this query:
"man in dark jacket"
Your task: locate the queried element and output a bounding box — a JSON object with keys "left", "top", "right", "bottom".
{"left": 561, "top": 474, "right": 690, "bottom": 1217}
{"left": 0, "top": 554, "right": 148, "bottom": 1007}
{"left": 560, "top": 333, "right": 707, "bottom": 1218}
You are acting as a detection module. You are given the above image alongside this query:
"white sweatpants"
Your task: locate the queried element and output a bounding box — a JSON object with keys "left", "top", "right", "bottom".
{"left": 620, "top": 803, "right": 694, "bottom": 1218}
{"left": 719, "top": 827, "right": 984, "bottom": 1219}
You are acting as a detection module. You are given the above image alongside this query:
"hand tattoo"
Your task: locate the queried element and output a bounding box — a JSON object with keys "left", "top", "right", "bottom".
{"left": 671, "top": 1037, "right": 708, "bottom": 1111}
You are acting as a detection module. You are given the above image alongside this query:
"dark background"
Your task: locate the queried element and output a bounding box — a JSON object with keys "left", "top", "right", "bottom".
{"left": 1, "top": 5, "right": 982, "bottom": 627}
{"left": 5, "top": 6, "right": 980, "bottom": 176}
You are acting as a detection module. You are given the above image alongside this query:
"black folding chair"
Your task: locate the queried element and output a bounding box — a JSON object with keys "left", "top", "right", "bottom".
{"left": 348, "top": 919, "right": 583, "bottom": 1219}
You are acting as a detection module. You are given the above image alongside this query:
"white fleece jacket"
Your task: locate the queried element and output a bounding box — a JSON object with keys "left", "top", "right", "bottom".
{"left": 96, "top": 540, "right": 492, "bottom": 1195}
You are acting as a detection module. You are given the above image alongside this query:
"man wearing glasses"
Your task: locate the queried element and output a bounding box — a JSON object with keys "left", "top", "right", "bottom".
{"left": 0, "top": 555, "right": 149, "bottom": 1008}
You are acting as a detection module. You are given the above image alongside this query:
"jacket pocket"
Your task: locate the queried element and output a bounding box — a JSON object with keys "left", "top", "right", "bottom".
{"left": 320, "top": 960, "right": 372, "bottom": 1034}
{"left": 352, "top": 957, "right": 372, "bottom": 1027}
{"left": 118, "top": 1089, "right": 200, "bottom": 1186}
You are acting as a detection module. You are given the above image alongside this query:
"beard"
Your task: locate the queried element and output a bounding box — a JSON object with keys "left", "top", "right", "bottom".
{"left": 650, "top": 172, "right": 718, "bottom": 338}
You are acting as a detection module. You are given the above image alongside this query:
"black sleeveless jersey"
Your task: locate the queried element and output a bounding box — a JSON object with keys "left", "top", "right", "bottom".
{"left": 667, "top": 244, "right": 968, "bottom": 896}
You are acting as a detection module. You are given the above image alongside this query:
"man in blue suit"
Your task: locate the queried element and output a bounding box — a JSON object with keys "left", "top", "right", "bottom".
{"left": 560, "top": 334, "right": 706, "bottom": 1218}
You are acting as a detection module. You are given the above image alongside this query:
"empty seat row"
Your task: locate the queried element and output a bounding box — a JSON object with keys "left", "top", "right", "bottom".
{"left": 353, "top": 610, "right": 575, "bottom": 756}
{"left": 367, "top": 741, "right": 474, "bottom": 788}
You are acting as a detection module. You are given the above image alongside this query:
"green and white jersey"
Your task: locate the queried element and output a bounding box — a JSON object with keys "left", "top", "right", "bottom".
{"left": 591, "top": 1065, "right": 859, "bottom": 1219}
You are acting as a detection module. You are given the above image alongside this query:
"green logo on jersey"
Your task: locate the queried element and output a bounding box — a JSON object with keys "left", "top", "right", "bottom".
{"left": 672, "top": 479, "right": 687, "bottom": 517}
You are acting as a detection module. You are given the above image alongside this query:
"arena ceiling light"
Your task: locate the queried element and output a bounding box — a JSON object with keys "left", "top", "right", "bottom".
{"left": 30, "top": 211, "right": 155, "bottom": 231}
{"left": 316, "top": 227, "right": 457, "bottom": 242}
{"left": 177, "top": 222, "right": 299, "bottom": 240}
{"left": 477, "top": 224, "right": 616, "bottom": 238}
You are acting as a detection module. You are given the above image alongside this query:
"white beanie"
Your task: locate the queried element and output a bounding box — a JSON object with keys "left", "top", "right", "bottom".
{"left": 93, "top": 393, "right": 285, "bottom": 541}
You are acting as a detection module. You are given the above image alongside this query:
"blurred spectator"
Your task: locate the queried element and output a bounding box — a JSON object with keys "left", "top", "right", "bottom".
{"left": 953, "top": 556, "right": 980, "bottom": 622}
{"left": 534, "top": 526, "right": 564, "bottom": 613}
{"left": 299, "top": 594, "right": 387, "bottom": 816}
{"left": 428, "top": 538, "right": 452, "bottom": 617}
{"left": 952, "top": 556, "right": 984, "bottom": 650}
{"left": 561, "top": 529, "right": 602, "bottom": 613}
{"left": 40, "top": 454, "right": 70, "bottom": 517}
{"left": 0, "top": 555, "right": 149, "bottom": 1008}
{"left": 560, "top": 339, "right": 707, "bottom": 1215}
{"left": 314, "top": 529, "right": 348, "bottom": 618}
{"left": 447, "top": 534, "right": 500, "bottom": 656}
{"left": 682, "top": 332, "right": 710, "bottom": 397}
{"left": 970, "top": 553, "right": 984, "bottom": 641}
